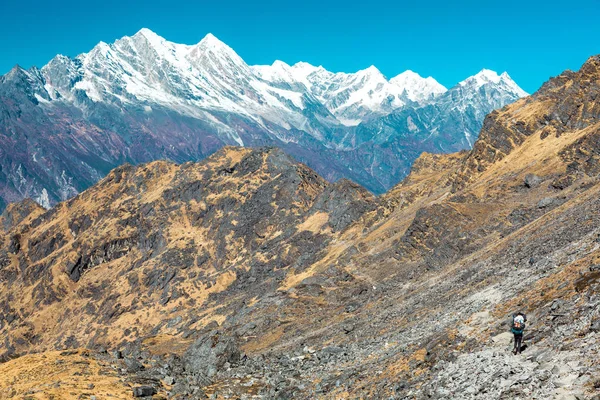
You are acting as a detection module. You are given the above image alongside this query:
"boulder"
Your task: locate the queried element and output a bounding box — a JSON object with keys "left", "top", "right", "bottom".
{"left": 491, "top": 332, "right": 513, "bottom": 347}
{"left": 183, "top": 331, "right": 240, "bottom": 379}
{"left": 124, "top": 357, "right": 144, "bottom": 373}
{"left": 538, "top": 197, "right": 557, "bottom": 209}
{"left": 164, "top": 376, "right": 175, "bottom": 385}
{"left": 524, "top": 174, "right": 542, "bottom": 188}
{"left": 132, "top": 386, "right": 156, "bottom": 397}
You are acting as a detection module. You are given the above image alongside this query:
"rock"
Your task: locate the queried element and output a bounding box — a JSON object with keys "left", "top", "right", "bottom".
{"left": 524, "top": 174, "right": 542, "bottom": 188}
{"left": 492, "top": 332, "right": 513, "bottom": 346}
{"left": 554, "top": 393, "right": 579, "bottom": 400}
{"left": 132, "top": 386, "right": 156, "bottom": 397}
{"left": 517, "top": 373, "right": 531, "bottom": 383}
{"left": 7, "top": 234, "right": 20, "bottom": 254}
{"left": 537, "top": 369, "right": 551, "bottom": 381}
{"left": 531, "top": 349, "right": 552, "bottom": 363}
{"left": 553, "top": 373, "right": 579, "bottom": 388}
{"left": 164, "top": 376, "right": 175, "bottom": 385}
{"left": 551, "top": 175, "right": 574, "bottom": 190}
{"left": 465, "top": 385, "right": 478, "bottom": 394}
{"left": 574, "top": 374, "right": 590, "bottom": 386}
{"left": 235, "top": 322, "right": 257, "bottom": 336}
{"left": 171, "top": 381, "right": 193, "bottom": 397}
{"left": 590, "top": 317, "right": 600, "bottom": 332}
{"left": 538, "top": 197, "right": 557, "bottom": 209}
{"left": 183, "top": 331, "right": 240, "bottom": 379}
{"left": 321, "top": 346, "right": 345, "bottom": 355}
{"left": 124, "top": 357, "right": 144, "bottom": 373}
{"left": 167, "top": 315, "right": 183, "bottom": 328}
{"left": 310, "top": 179, "right": 376, "bottom": 232}
{"left": 550, "top": 299, "right": 564, "bottom": 311}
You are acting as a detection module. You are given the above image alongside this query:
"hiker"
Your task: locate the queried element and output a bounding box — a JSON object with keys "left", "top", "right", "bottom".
{"left": 511, "top": 311, "right": 527, "bottom": 354}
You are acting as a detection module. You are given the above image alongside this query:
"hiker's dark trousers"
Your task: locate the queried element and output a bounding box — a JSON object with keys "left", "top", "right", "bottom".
{"left": 513, "top": 333, "right": 523, "bottom": 353}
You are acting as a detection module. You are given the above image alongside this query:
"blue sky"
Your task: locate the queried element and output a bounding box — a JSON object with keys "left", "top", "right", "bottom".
{"left": 1, "top": 0, "right": 598, "bottom": 93}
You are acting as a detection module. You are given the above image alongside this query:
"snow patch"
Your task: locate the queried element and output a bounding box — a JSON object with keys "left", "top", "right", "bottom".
{"left": 74, "top": 79, "right": 102, "bottom": 102}
{"left": 34, "top": 94, "right": 50, "bottom": 104}
{"left": 407, "top": 116, "right": 418, "bottom": 132}
{"left": 35, "top": 188, "right": 51, "bottom": 209}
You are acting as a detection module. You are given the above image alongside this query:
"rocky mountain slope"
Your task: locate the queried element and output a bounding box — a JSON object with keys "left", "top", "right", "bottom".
{"left": 1, "top": 54, "right": 599, "bottom": 399}
{"left": 0, "top": 29, "right": 526, "bottom": 209}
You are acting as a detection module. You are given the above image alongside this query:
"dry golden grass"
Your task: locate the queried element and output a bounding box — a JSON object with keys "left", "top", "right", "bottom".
{"left": 241, "top": 326, "right": 285, "bottom": 353}
{"left": 296, "top": 212, "right": 329, "bottom": 233}
{"left": 142, "top": 334, "right": 193, "bottom": 357}
{"left": 0, "top": 350, "right": 130, "bottom": 400}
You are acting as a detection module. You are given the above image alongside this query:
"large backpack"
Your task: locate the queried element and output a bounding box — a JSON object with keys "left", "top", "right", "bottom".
{"left": 512, "top": 315, "right": 525, "bottom": 334}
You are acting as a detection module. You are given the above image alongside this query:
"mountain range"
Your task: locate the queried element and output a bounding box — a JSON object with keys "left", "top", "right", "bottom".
{"left": 0, "top": 28, "right": 527, "bottom": 210}
{"left": 0, "top": 55, "right": 599, "bottom": 399}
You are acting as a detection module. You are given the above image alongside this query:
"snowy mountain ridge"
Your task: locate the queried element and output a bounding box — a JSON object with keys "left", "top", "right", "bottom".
{"left": 253, "top": 60, "right": 449, "bottom": 126}
{"left": 0, "top": 28, "right": 529, "bottom": 210}
{"left": 41, "top": 29, "right": 328, "bottom": 144}
{"left": 39, "top": 28, "right": 525, "bottom": 129}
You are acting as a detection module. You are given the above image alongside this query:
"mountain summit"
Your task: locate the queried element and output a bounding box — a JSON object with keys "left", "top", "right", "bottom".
{"left": 0, "top": 28, "right": 527, "bottom": 209}
{"left": 389, "top": 70, "right": 447, "bottom": 102}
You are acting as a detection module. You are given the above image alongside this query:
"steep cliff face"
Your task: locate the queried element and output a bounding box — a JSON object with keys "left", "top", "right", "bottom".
{"left": 0, "top": 57, "right": 599, "bottom": 399}
{"left": 453, "top": 55, "right": 600, "bottom": 190}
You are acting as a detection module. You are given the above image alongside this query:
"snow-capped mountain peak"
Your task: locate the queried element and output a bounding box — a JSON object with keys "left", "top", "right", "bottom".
{"left": 291, "top": 61, "right": 325, "bottom": 75}
{"left": 460, "top": 68, "right": 503, "bottom": 87}
{"left": 194, "top": 33, "right": 240, "bottom": 59}
{"left": 390, "top": 70, "right": 447, "bottom": 103}
{"left": 459, "top": 69, "right": 528, "bottom": 97}
{"left": 197, "top": 32, "right": 222, "bottom": 46}
{"left": 4, "top": 64, "right": 27, "bottom": 81}
{"left": 253, "top": 60, "right": 296, "bottom": 83}
{"left": 359, "top": 65, "right": 384, "bottom": 77}
{"left": 498, "top": 71, "right": 529, "bottom": 97}
{"left": 187, "top": 32, "right": 249, "bottom": 72}
{"left": 253, "top": 62, "right": 456, "bottom": 124}
{"left": 132, "top": 27, "right": 166, "bottom": 47}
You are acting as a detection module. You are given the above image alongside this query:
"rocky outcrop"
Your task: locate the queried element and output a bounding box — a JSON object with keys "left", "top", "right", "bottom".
{"left": 0, "top": 198, "right": 44, "bottom": 232}
{"left": 183, "top": 331, "right": 241, "bottom": 383}
{"left": 310, "top": 179, "right": 377, "bottom": 232}
{"left": 453, "top": 55, "right": 600, "bottom": 190}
